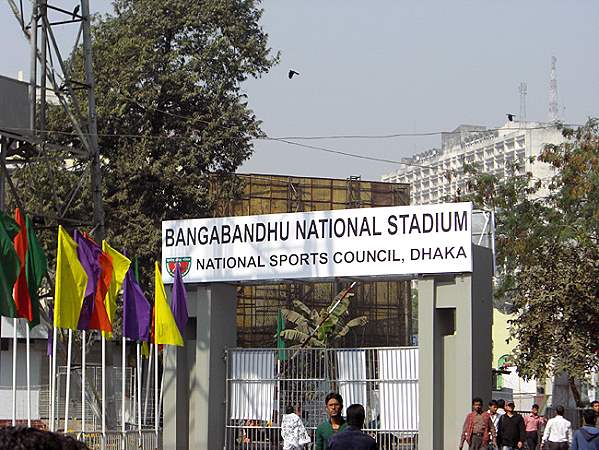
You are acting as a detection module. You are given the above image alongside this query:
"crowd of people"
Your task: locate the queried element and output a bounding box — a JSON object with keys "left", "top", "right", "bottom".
{"left": 281, "top": 392, "right": 376, "bottom": 450}
{"left": 4, "top": 393, "right": 599, "bottom": 449}
{"left": 460, "top": 397, "right": 599, "bottom": 450}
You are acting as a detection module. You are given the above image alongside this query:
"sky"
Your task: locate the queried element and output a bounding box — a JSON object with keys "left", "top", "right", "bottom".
{"left": 1, "top": 1, "right": 598, "bottom": 181}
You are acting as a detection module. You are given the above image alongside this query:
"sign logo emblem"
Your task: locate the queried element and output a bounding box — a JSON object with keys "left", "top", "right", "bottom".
{"left": 166, "top": 257, "right": 192, "bottom": 277}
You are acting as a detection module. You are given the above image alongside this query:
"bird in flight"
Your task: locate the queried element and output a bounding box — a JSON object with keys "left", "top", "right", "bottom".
{"left": 288, "top": 70, "right": 300, "bottom": 79}
{"left": 506, "top": 113, "right": 516, "bottom": 122}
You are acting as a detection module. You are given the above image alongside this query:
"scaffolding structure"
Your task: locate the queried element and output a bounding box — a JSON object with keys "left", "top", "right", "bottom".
{"left": 211, "top": 174, "right": 414, "bottom": 348}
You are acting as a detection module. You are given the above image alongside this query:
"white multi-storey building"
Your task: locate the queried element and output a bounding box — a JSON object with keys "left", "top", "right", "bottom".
{"left": 382, "top": 122, "right": 565, "bottom": 205}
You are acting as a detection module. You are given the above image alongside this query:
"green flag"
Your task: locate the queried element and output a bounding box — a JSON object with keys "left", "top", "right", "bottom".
{"left": 24, "top": 215, "right": 48, "bottom": 328}
{"left": 277, "top": 310, "right": 286, "bottom": 361}
{"left": 0, "top": 211, "right": 20, "bottom": 318}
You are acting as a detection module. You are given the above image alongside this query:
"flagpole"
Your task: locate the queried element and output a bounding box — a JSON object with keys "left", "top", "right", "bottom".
{"left": 122, "top": 336, "right": 126, "bottom": 435}
{"left": 277, "top": 357, "right": 281, "bottom": 427}
{"left": 136, "top": 342, "right": 141, "bottom": 432}
{"left": 26, "top": 324, "right": 31, "bottom": 427}
{"left": 48, "top": 351, "right": 52, "bottom": 427}
{"left": 64, "top": 328, "right": 73, "bottom": 432}
{"left": 50, "top": 327, "right": 57, "bottom": 431}
{"left": 102, "top": 334, "right": 106, "bottom": 436}
{"left": 81, "top": 330, "right": 86, "bottom": 433}
{"left": 157, "top": 346, "right": 165, "bottom": 430}
{"left": 154, "top": 343, "right": 158, "bottom": 437}
{"left": 143, "top": 344, "right": 153, "bottom": 425}
{"left": 12, "top": 318, "right": 17, "bottom": 426}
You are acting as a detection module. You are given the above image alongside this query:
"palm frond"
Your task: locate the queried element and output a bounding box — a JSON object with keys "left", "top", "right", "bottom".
{"left": 280, "top": 329, "right": 324, "bottom": 347}
{"left": 329, "top": 296, "right": 350, "bottom": 319}
{"left": 279, "top": 329, "right": 310, "bottom": 342}
{"left": 292, "top": 299, "right": 312, "bottom": 317}
{"left": 310, "top": 309, "right": 320, "bottom": 322}
{"left": 281, "top": 309, "right": 309, "bottom": 327}
{"left": 337, "top": 325, "right": 351, "bottom": 337}
{"left": 345, "top": 316, "right": 368, "bottom": 328}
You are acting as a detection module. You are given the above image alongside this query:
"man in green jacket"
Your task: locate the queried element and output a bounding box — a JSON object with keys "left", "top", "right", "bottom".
{"left": 315, "top": 392, "right": 347, "bottom": 450}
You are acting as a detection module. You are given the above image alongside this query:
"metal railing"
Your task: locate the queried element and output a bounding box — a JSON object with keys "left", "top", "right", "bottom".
{"left": 77, "top": 430, "right": 161, "bottom": 450}
{"left": 37, "top": 365, "right": 158, "bottom": 432}
{"left": 225, "top": 424, "right": 417, "bottom": 450}
{"left": 225, "top": 347, "right": 419, "bottom": 450}
{"left": 53, "top": 366, "right": 137, "bottom": 431}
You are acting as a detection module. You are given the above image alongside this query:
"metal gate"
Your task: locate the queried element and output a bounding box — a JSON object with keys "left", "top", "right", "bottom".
{"left": 225, "top": 347, "right": 418, "bottom": 449}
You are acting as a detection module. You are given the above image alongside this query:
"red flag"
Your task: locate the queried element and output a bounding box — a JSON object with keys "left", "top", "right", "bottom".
{"left": 13, "top": 208, "right": 32, "bottom": 321}
{"left": 88, "top": 250, "right": 113, "bottom": 332}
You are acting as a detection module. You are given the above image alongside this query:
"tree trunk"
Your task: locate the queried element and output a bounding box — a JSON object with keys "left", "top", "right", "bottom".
{"left": 568, "top": 375, "right": 583, "bottom": 407}
{"left": 568, "top": 375, "right": 584, "bottom": 427}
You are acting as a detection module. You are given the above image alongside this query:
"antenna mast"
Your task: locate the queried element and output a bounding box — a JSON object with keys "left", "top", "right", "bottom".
{"left": 549, "top": 56, "right": 559, "bottom": 122}
{"left": 519, "top": 82, "right": 527, "bottom": 127}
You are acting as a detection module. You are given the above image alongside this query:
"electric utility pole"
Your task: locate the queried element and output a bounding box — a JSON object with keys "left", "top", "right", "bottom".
{"left": 81, "top": 0, "right": 105, "bottom": 242}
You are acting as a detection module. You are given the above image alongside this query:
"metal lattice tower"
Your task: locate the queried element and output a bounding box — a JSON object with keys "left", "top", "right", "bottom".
{"left": 549, "top": 56, "right": 559, "bottom": 122}
{"left": 519, "top": 82, "right": 527, "bottom": 127}
{"left": 4, "top": 0, "right": 105, "bottom": 241}
{"left": 2, "top": 1, "right": 114, "bottom": 429}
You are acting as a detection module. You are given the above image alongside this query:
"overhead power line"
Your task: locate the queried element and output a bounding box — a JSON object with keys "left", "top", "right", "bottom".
{"left": 264, "top": 124, "right": 568, "bottom": 140}
{"left": 265, "top": 137, "right": 434, "bottom": 169}
{"left": 3, "top": 126, "right": 435, "bottom": 169}
{"left": 2, "top": 121, "right": 575, "bottom": 172}
{"left": 110, "top": 85, "right": 576, "bottom": 140}
{"left": 3, "top": 123, "right": 571, "bottom": 140}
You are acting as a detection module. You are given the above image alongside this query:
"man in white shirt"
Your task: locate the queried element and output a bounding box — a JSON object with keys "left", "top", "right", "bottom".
{"left": 496, "top": 399, "right": 506, "bottom": 417}
{"left": 488, "top": 400, "right": 500, "bottom": 449}
{"left": 542, "top": 405, "right": 572, "bottom": 450}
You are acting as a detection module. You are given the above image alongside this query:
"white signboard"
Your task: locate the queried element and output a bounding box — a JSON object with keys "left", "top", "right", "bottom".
{"left": 161, "top": 202, "right": 473, "bottom": 283}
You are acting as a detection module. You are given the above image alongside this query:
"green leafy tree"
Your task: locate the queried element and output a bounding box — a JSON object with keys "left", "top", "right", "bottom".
{"left": 279, "top": 288, "right": 368, "bottom": 348}
{"left": 463, "top": 119, "right": 599, "bottom": 406}
{"left": 10, "top": 0, "right": 278, "bottom": 289}
{"left": 509, "top": 241, "right": 599, "bottom": 406}
{"left": 7, "top": 1, "right": 277, "bottom": 429}
{"left": 462, "top": 161, "right": 546, "bottom": 310}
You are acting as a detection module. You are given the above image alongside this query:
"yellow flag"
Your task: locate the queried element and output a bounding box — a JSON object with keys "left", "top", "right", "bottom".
{"left": 102, "top": 241, "right": 131, "bottom": 338}
{"left": 141, "top": 341, "right": 150, "bottom": 358}
{"left": 54, "top": 226, "right": 88, "bottom": 330}
{"left": 154, "top": 262, "right": 183, "bottom": 346}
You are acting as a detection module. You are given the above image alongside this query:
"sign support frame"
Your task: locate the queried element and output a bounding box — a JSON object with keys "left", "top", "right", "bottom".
{"left": 161, "top": 204, "right": 493, "bottom": 450}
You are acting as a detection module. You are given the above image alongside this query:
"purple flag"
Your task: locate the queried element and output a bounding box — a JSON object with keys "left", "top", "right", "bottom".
{"left": 171, "top": 264, "right": 188, "bottom": 337}
{"left": 73, "top": 230, "right": 102, "bottom": 330}
{"left": 122, "top": 269, "right": 151, "bottom": 341}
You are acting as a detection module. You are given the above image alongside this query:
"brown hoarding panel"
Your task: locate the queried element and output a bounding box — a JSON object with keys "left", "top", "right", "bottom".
{"left": 211, "top": 174, "right": 412, "bottom": 347}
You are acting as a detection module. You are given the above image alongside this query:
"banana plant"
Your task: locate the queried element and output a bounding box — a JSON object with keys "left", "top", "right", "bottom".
{"left": 277, "top": 287, "right": 368, "bottom": 348}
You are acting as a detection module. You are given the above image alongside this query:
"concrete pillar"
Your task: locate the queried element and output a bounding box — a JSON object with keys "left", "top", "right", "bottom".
{"left": 163, "top": 283, "right": 237, "bottom": 450}
{"left": 418, "top": 245, "right": 493, "bottom": 450}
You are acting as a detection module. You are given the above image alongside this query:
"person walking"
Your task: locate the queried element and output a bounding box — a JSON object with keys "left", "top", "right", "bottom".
{"left": 571, "top": 409, "right": 599, "bottom": 450}
{"left": 523, "top": 404, "right": 544, "bottom": 450}
{"left": 281, "top": 405, "right": 311, "bottom": 450}
{"left": 592, "top": 401, "right": 599, "bottom": 428}
{"left": 326, "top": 404, "right": 376, "bottom": 450}
{"left": 497, "top": 400, "right": 507, "bottom": 417}
{"left": 488, "top": 400, "right": 500, "bottom": 450}
{"left": 315, "top": 393, "right": 347, "bottom": 450}
{"left": 459, "top": 397, "right": 497, "bottom": 450}
{"left": 541, "top": 405, "right": 571, "bottom": 450}
{"left": 496, "top": 401, "right": 525, "bottom": 450}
